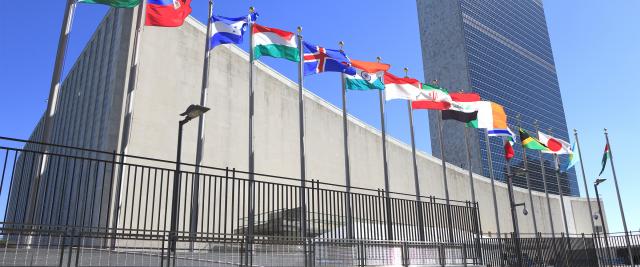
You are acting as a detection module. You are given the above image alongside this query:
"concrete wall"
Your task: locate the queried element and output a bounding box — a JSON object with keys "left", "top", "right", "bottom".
{"left": 120, "top": 14, "right": 601, "bottom": 235}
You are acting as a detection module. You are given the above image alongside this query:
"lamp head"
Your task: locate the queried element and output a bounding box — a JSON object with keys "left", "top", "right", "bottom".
{"left": 594, "top": 178, "right": 607, "bottom": 186}
{"left": 180, "top": 104, "right": 210, "bottom": 120}
{"left": 522, "top": 207, "right": 528, "bottom": 216}
{"left": 593, "top": 214, "right": 599, "bottom": 220}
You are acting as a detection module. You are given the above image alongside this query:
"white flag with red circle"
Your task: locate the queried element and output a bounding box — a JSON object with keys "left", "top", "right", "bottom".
{"left": 537, "top": 131, "right": 572, "bottom": 154}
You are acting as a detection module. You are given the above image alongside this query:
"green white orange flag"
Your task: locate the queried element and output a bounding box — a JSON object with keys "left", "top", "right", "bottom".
{"left": 345, "top": 60, "right": 390, "bottom": 90}
{"left": 599, "top": 144, "right": 610, "bottom": 176}
{"left": 78, "top": 0, "right": 141, "bottom": 8}
{"left": 252, "top": 24, "right": 300, "bottom": 62}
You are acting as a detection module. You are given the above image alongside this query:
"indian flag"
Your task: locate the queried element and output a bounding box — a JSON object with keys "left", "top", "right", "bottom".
{"left": 345, "top": 60, "right": 390, "bottom": 90}
{"left": 78, "top": 0, "right": 141, "bottom": 8}
{"left": 252, "top": 24, "right": 299, "bottom": 62}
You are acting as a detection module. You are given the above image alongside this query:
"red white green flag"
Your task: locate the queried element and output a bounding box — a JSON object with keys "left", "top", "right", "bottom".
{"left": 599, "top": 144, "right": 610, "bottom": 176}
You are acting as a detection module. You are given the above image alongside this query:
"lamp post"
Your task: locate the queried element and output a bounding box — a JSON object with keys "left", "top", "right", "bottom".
{"left": 594, "top": 178, "right": 612, "bottom": 265}
{"left": 168, "top": 105, "right": 210, "bottom": 259}
{"left": 506, "top": 165, "right": 528, "bottom": 267}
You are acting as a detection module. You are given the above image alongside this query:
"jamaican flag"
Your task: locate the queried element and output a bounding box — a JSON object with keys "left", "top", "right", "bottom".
{"left": 519, "top": 128, "right": 549, "bottom": 151}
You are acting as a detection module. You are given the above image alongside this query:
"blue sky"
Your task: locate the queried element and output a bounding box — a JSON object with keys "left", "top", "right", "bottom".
{"left": 0, "top": 1, "right": 638, "bottom": 232}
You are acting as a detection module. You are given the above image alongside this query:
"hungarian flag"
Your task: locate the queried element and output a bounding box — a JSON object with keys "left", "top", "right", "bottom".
{"left": 383, "top": 72, "right": 422, "bottom": 101}
{"left": 412, "top": 83, "right": 451, "bottom": 110}
{"left": 78, "top": 0, "right": 140, "bottom": 8}
{"left": 538, "top": 131, "right": 572, "bottom": 154}
{"left": 504, "top": 139, "right": 515, "bottom": 160}
{"left": 252, "top": 24, "right": 300, "bottom": 62}
{"left": 146, "top": 0, "right": 192, "bottom": 27}
{"left": 599, "top": 144, "right": 610, "bottom": 176}
{"left": 441, "top": 94, "right": 481, "bottom": 123}
{"left": 519, "top": 128, "right": 549, "bottom": 151}
{"left": 346, "top": 60, "right": 390, "bottom": 90}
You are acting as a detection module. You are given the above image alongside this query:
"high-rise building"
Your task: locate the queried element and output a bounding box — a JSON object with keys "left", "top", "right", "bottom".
{"left": 417, "top": 0, "right": 579, "bottom": 196}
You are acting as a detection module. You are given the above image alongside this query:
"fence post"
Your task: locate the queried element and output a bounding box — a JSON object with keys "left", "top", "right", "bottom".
{"left": 402, "top": 242, "right": 409, "bottom": 266}
{"left": 462, "top": 244, "right": 468, "bottom": 267}
{"left": 359, "top": 241, "right": 366, "bottom": 267}
{"left": 439, "top": 243, "right": 446, "bottom": 267}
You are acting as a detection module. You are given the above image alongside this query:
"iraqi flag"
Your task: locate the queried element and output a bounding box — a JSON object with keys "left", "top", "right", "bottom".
{"left": 383, "top": 72, "right": 421, "bottom": 101}
{"left": 146, "top": 0, "right": 192, "bottom": 27}
{"left": 538, "top": 131, "right": 572, "bottom": 154}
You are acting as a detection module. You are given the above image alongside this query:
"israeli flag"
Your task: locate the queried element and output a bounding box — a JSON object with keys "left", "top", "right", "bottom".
{"left": 209, "top": 15, "right": 251, "bottom": 50}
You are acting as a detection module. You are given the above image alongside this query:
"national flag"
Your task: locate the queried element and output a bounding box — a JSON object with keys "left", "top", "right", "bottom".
{"left": 450, "top": 92, "right": 481, "bottom": 102}
{"left": 383, "top": 72, "right": 422, "bottom": 101}
{"left": 303, "top": 42, "right": 356, "bottom": 76}
{"left": 598, "top": 144, "right": 610, "bottom": 176}
{"left": 252, "top": 24, "right": 300, "bottom": 62}
{"left": 519, "top": 128, "right": 549, "bottom": 151}
{"left": 345, "top": 60, "right": 390, "bottom": 90}
{"left": 566, "top": 142, "right": 579, "bottom": 170}
{"left": 209, "top": 14, "right": 254, "bottom": 49}
{"left": 538, "top": 131, "right": 572, "bottom": 154}
{"left": 146, "top": 0, "right": 192, "bottom": 27}
{"left": 505, "top": 139, "right": 515, "bottom": 160}
{"left": 412, "top": 84, "right": 453, "bottom": 110}
{"left": 467, "top": 101, "right": 506, "bottom": 129}
{"left": 441, "top": 100, "right": 480, "bottom": 123}
{"left": 78, "top": 0, "right": 140, "bottom": 8}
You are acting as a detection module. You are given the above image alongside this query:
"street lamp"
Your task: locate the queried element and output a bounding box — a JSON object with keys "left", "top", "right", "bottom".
{"left": 594, "top": 178, "right": 612, "bottom": 264}
{"left": 506, "top": 166, "right": 528, "bottom": 267}
{"left": 168, "top": 104, "right": 210, "bottom": 257}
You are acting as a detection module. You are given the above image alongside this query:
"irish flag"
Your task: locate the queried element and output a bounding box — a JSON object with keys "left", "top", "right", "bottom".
{"left": 252, "top": 24, "right": 300, "bottom": 62}
{"left": 78, "top": 0, "right": 140, "bottom": 8}
{"left": 345, "top": 60, "right": 390, "bottom": 90}
{"left": 383, "top": 72, "right": 421, "bottom": 101}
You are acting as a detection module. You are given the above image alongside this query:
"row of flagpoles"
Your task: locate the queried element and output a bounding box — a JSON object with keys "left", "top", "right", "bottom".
{"left": 38, "top": 1, "right": 633, "bottom": 259}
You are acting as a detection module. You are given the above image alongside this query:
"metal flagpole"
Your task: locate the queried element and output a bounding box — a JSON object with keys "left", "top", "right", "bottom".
{"left": 463, "top": 128, "right": 477, "bottom": 207}
{"left": 534, "top": 121, "right": 555, "bottom": 237}
{"left": 574, "top": 129, "right": 597, "bottom": 235}
{"left": 604, "top": 128, "right": 636, "bottom": 266}
{"left": 516, "top": 115, "right": 539, "bottom": 235}
{"left": 403, "top": 67, "right": 425, "bottom": 241}
{"left": 190, "top": 0, "right": 214, "bottom": 240}
{"left": 339, "top": 41, "right": 354, "bottom": 240}
{"left": 377, "top": 63, "right": 393, "bottom": 241}
{"left": 436, "top": 111, "right": 454, "bottom": 242}
{"left": 24, "top": 0, "right": 77, "bottom": 227}
{"left": 296, "top": 26, "right": 309, "bottom": 252}
{"left": 245, "top": 7, "right": 256, "bottom": 266}
{"left": 110, "top": 1, "right": 146, "bottom": 249}
{"left": 548, "top": 128, "right": 570, "bottom": 235}
{"left": 484, "top": 130, "right": 501, "bottom": 237}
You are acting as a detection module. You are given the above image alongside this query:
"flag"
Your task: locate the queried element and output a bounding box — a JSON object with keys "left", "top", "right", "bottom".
{"left": 519, "top": 128, "right": 549, "bottom": 151}
{"left": 303, "top": 42, "right": 356, "bottom": 76}
{"left": 450, "top": 92, "right": 481, "bottom": 102}
{"left": 505, "top": 139, "right": 515, "bottom": 160}
{"left": 209, "top": 15, "right": 253, "bottom": 49}
{"left": 78, "top": 0, "right": 140, "bottom": 8}
{"left": 566, "top": 142, "right": 579, "bottom": 170}
{"left": 345, "top": 60, "right": 390, "bottom": 90}
{"left": 467, "top": 101, "right": 506, "bottom": 129}
{"left": 146, "top": 0, "right": 192, "bottom": 27}
{"left": 538, "top": 131, "right": 572, "bottom": 154}
{"left": 383, "top": 72, "right": 422, "bottom": 101}
{"left": 489, "top": 128, "right": 517, "bottom": 141}
{"left": 599, "top": 144, "right": 610, "bottom": 176}
{"left": 412, "top": 83, "right": 452, "bottom": 110}
{"left": 252, "top": 24, "right": 300, "bottom": 62}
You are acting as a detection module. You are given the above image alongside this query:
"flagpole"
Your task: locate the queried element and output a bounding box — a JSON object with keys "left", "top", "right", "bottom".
{"left": 24, "top": 0, "right": 77, "bottom": 227}
{"left": 377, "top": 63, "right": 393, "bottom": 241}
{"left": 604, "top": 128, "right": 636, "bottom": 266}
{"left": 533, "top": 121, "right": 555, "bottom": 237}
{"left": 484, "top": 129, "right": 502, "bottom": 237}
{"left": 403, "top": 67, "right": 425, "bottom": 241}
{"left": 516, "top": 115, "right": 539, "bottom": 235}
{"left": 574, "top": 129, "right": 597, "bottom": 235}
{"left": 296, "top": 26, "right": 309, "bottom": 243}
{"left": 190, "top": 0, "right": 214, "bottom": 240}
{"left": 548, "top": 128, "right": 570, "bottom": 235}
{"left": 245, "top": 7, "right": 256, "bottom": 266}
{"left": 436, "top": 110, "right": 454, "bottom": 242}
{"left": 339, "top": 41, "right": 354, "bottom": 240}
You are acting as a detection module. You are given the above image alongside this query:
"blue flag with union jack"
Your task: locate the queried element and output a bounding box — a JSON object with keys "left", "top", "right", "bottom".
{"left": 303, "top": 41, "right": 356, "bottom": 76}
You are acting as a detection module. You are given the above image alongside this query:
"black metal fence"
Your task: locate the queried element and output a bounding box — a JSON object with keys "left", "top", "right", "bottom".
{"left": 0, "top": 136, "right": 482, "bottom": 266}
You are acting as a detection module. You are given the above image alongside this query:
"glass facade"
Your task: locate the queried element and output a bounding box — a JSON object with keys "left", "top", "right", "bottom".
{"left": 422, "top": 0, "right": 579, "bottom": 196}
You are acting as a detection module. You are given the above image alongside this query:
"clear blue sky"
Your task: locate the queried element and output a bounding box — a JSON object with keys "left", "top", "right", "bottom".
{"left": 0, "top": 1, "right": 638, "bottom": 232}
